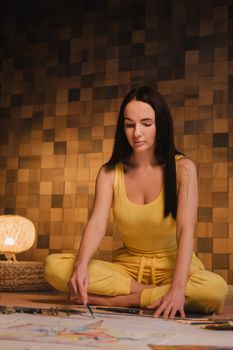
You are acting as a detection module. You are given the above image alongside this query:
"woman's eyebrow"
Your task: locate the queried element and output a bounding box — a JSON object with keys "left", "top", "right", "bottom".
{"left": 124, "top": 117, "right": 154, "bottom": 121}
{"left": 141, "top": 118, "right": 154, "bottom": 121}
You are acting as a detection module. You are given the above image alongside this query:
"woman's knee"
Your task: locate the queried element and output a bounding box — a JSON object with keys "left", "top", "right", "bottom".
{"left": 187, "top": 271, "right": 228, "bottom": 313}
{"left": 44, "top": 253, "right": 76, "bottom": 291}
{"left": 204, "top": 277, "right": 228, "bottom": 313}
{"left": 44, "top": 254, "right": 58, "bottom": 280}
{"left": 206, "top": 273, "right": 228, "bottom": 304}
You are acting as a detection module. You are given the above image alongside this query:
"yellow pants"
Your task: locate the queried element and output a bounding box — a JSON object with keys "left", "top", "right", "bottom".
{"left": 44, "top": 247, "right": 228, "bottom": 314}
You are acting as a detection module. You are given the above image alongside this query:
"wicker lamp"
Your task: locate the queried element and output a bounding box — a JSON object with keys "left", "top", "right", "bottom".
{"left": 0, "top": 215, "right": 36, "bottom": 261}
{"left": 0, "top": 214, "right": 52, "bottom": 291}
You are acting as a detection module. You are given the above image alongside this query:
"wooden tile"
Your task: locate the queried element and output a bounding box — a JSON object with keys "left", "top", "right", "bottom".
{"left": 213, "top": 192, "right": 228, "bottom": 208}
{"left": 213, "top": 254, "right": 229, "bottom": 269}
{"left": 40, "top": 182, "right": 52, "bottom": 195}
{"left": 213, "top": 208, "right": 228, "bottom": 222}
{"left": 198, "top": 192, "right": 212, "bottom": 207}
{"left": 212, "top": 177, "right": 228, "bottom": 192}
{"left": 197, "top": 237, "right": 213, "bottom": 253}
{"left": 212, "top": 222, "right": 228, "bottom": 238}
{"left": 196, "top": 222, "right": 213, "bottom": 237}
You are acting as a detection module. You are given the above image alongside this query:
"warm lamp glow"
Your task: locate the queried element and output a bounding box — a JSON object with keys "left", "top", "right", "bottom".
{"left": 0, "top": 215, "right": 36, "bottom": 262}
{"left": 4, "top": 237, "right": 16, "bottom": 246}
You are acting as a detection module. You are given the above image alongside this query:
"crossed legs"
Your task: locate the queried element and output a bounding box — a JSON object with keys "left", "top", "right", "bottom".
{"left": 44, "top": 253, "right": 228, "bottom": 313}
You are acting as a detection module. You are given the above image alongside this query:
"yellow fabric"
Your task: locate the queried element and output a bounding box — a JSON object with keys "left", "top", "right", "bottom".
{"left": 113, "top": 246, "right": 178, "bottom": 285}
{"left": 44, "top": 248, "right": 228, "bottom": 313}
{"left": 113, "top": 162, "right": 177, "bottom": 252}
{"left": 44, "top": 155, "right": 229, "bottom": 313}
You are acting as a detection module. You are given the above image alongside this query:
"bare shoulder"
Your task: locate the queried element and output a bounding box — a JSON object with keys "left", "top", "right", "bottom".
{"left": 96, "top": 164, "right": 116, "bottom": 188}
{"left": 177, "top": 156, "right": 197, "bottom": 184}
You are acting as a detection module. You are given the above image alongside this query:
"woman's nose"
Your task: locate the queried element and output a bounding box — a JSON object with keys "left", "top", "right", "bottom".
{"left": 133, "top": 124, "right": 142, "bottom": 137}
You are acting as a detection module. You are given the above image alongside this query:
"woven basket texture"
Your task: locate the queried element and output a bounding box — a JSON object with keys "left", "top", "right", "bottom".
{"left": 0, "top": 261, "right": 52, "bottom": 292}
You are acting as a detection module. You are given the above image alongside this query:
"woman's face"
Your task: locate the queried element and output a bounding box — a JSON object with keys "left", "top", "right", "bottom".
{"left": 124, "top": 100, "right": 156, "bottom": 152}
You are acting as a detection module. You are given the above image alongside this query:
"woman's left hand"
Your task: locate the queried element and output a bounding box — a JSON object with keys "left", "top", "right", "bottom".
{"left": 147, "top": 286, "right": 185, "bottom": 319}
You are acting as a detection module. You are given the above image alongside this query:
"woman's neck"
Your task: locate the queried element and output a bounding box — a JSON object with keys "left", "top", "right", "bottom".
{"left": 128, "top": 150, "right": 158, "bottom": 169}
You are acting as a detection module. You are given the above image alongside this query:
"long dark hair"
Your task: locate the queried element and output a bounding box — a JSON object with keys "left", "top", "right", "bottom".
{"left": 105, "top": 86, "right": 181, "bottom": 219}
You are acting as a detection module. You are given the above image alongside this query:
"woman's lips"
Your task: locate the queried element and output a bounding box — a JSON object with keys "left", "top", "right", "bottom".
{"left": 133, "top": 140, "right": 145, "bottom": 146}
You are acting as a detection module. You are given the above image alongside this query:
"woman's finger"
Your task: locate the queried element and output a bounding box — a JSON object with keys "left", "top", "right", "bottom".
{"left": 169, "top": 306, "right": 178, "bottom": 319}
{"left": 180, "top": 308, "right": 185, "bottom": 318}
{"left": 83, "top": 278, "right": 89, "bottom": 304}
{"left": 78, "top": 277, "right": 89, "bottom": 305}
{"left": 68, "top": 277, "right": 78, "bottom": 296}
{"left": 162, "top": 303, "right": 173, "bottom": 319}
{"left": 153, "top": 300, "right": 168, "bottom": 317}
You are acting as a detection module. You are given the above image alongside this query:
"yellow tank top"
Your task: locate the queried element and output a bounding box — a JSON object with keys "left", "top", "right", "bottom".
{"left": 113, "top": 161, "right": 178, "bottom": 253}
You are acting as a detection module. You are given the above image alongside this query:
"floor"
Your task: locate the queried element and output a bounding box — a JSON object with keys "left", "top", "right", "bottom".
{"left": 0, "top": 287, "right": 232, "bottom": 349}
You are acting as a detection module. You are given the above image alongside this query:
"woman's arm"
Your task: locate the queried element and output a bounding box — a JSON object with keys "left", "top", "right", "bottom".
{"left": 152, "top": 157, "right": 198, "bottom": 318}
{"left": 68, "top": 165, "right": 115, "bottom": 304}
{"left": 172, "top": 157, "right": 198, "bottom": 290}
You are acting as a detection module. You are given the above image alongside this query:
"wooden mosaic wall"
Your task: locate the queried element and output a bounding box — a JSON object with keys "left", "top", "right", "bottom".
{"left": 0, "top": 0, "right": 233, "bottom": 283}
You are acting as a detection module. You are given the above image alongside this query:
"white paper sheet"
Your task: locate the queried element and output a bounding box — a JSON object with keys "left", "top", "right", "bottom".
{"left": 0, "top": 313, "right": 232, "bottom": 350}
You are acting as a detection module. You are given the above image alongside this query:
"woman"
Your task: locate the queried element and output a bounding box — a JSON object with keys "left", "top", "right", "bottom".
{"left": 44, "top": 86, "right": 228, "bottom": 318}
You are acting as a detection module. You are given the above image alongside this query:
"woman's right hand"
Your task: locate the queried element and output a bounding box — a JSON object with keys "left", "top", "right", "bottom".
{"left": 68, "top": 264, "right": 89, "bottom": 305}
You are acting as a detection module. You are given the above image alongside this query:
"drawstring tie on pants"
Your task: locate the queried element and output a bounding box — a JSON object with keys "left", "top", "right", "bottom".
{"left": 137, "top": 256, "right": 157, "bottom": 285}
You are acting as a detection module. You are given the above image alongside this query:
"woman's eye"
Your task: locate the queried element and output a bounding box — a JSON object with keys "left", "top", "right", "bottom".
{"left": 124, "top": 122, "right": 153, "bottom": 128}
{"left": 125, "top": 124, "right": 135, "bottom": 128}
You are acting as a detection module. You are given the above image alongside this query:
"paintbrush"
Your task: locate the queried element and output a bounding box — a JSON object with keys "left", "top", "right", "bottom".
{"left": 86, "top": 303, "right": 95, "bottom": 318}
{"left": 96, "top": 306, "right": 141, "bottom": 315}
